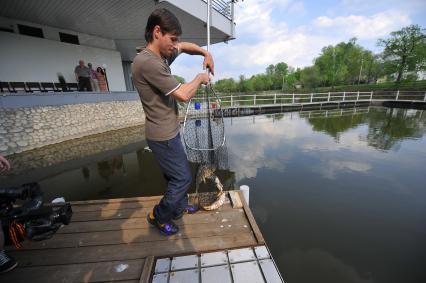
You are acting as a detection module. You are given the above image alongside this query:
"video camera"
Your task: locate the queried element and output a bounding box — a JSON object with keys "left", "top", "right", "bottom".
{"left": 0, "top": 183, "right": 72, "bottom": 245}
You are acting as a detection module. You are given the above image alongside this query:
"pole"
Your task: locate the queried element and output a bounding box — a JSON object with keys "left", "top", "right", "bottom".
{"left": 207, "top": 0, "right": 210, "bottom": 53}
{"left": 358, "top": 57, "right": 363, "bottom": 84}
{"left": 103, "top": 67, "right": 110, "bottom": 92}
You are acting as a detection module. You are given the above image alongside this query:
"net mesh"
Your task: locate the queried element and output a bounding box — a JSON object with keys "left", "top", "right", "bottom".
{"left": 182, "top": 85, "right": 229, "bottom": 208}
{"left": 182, "top": 84, "right": 225, "bottom": 152}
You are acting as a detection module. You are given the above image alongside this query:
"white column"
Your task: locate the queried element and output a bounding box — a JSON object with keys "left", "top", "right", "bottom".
{"left": 240, "top": 185, "right": 250, "bottom": 205}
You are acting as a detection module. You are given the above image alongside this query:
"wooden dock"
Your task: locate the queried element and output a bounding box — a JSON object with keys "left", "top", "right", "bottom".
{"left": 2, "top": 191, "right": 281, "bottom": 282}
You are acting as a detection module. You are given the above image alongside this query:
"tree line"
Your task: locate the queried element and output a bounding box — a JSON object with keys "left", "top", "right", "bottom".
{"left": 212, "top": 25, "right": 426, "bottom": 93}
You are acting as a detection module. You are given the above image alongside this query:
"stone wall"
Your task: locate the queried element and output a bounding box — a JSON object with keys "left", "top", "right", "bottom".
{"left": 0, "top": 100, "right": 145, "bottom": 156}
{"left": 1, "top": 125, "right": 145, "bottom": 180}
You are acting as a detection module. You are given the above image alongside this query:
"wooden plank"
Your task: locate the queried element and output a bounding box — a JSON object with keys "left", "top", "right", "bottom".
{"left": 70, "top": 201, "right": 235, "bottom": 223}
{"left": 239, "top": 190, "right": 265, "bottom": 244}
{"left": 139, "top": 256, "right": 154, "bottom": 283}
{"left": 10, "top": 233, "right": 257, "bottom": 267}
{"left": 71, "top": 207, "right": 152, "bottom": 222}
{"left": 71, "top": 196, "right": 162, "bottom": 206}
{"left": 71, "top": 199, "right": 158, "bottom": 213}
{"left": 229, "top": 190, "right": 243, "bottom": 208}
{"left": 59, "top": 207, "right": 244, "bottom": 234}
{"left": 2, "top": 258, "right": 144, "bottom": 283}
{"left": 70, "top": 193, "right": 218, "bottom": 211}
{"left": 22, "top": 221, "right": 251, "bottom": 250}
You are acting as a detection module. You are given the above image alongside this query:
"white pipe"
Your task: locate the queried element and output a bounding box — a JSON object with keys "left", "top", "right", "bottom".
{"left": 240, "top": 185, "right": 250, "bottom": 205}
{"left": 207, "top": 0, "right": 211, "bottom": 53}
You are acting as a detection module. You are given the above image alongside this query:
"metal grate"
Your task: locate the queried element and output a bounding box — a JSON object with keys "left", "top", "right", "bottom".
{"left": 152, "top": 245, "right": 284, "bottom": 282}
{"left": 202, "top": 0, "right": 233, "bottom": 20}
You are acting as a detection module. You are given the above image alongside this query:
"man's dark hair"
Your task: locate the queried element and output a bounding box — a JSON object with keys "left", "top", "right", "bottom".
{"left": 145, "top": 8, "right": 182, "bottom": 43}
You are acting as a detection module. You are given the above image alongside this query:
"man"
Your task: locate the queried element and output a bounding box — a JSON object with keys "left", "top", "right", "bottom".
{"left": 88, "top": 63, "right": 99, "bottom": 92}
{"left": 0, "top": 154, "right": 18, "bottom": 273}
{"left": 74, "top": 60, "right": 92, "bottom": 91}
{"left": 132, "top": 8, "right": 212, "bottom": 236}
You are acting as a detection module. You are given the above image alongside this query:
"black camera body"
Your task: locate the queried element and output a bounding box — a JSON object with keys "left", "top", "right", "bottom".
{"left": 0, "top": 183, "right": 72, "bottom": 244}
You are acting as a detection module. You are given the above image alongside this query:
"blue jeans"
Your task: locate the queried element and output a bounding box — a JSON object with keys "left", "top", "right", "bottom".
{"left": 147, "top": 133, "right": 192, "bottom": 223}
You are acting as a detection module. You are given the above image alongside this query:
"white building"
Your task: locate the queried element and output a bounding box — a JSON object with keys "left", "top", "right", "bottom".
{"left": 0, "top": 0, "right": 236, "bottom": 91}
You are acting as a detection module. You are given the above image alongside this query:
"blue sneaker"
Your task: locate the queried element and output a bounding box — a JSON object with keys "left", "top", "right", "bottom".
{"left": 147, "top": 211, "right": 179, "bottom": 236}
{"left": 0, "top": 250, "right": 18, "bottom": 274}
{"left": 172, "top": 204, "right": 200, "bottom": 220}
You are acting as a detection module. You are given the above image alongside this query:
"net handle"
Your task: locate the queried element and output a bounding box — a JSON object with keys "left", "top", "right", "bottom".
{"left": 182, "top": 84, "right": 226, "bottom": 151}
{"left": 207, "top": 0, "right": 210, "bottom": 54}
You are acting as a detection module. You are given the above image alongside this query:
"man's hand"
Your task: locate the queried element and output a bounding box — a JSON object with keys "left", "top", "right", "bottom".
{"left": 198, "top": 73, "right": 211, "bottom": 85}
{"left": 178, "top": 42, "right": 215, "bottom": 75}
{"left": 0, "top": 155, "right": 11, "bottom": 172}
{"left": 203, "top": 52, "right": 215, "bottom": 75}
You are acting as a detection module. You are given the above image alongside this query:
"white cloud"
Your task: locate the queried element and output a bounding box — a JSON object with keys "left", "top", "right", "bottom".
{"left": 336, "top": 0, "right": 426, "bottom": 16}
{"left": 288, "top": 1, "right": 306, "bottom": 15}
{"left": 215, "top": 32, "right": 333, "bottom": 69}
{"left": 314, "top": 11, "right": 411, "bottom": 39}
{"left": 172, "top": 0, "right": 419, "bottom": 81}
{"left": 318, "top": 160, "right": 372, "bottom": 179}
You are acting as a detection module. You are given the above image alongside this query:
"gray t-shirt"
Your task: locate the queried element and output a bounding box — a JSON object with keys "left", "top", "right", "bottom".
{"left": 74, "top": 65, "right": 91, "bottom": 78}
{"left": 132, "top": 47, "right": 181, "bottom": 141}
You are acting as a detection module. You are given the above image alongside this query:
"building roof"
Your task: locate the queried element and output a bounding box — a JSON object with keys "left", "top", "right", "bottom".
{"left": 0, "top": 0, "right": 235, "bottom": 60}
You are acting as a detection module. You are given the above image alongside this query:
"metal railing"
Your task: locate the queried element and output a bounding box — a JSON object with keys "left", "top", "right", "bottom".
{"left": 217, "top": 90, "right": 426, "bottom": 108}
{"left": 227, "top": 107, "right": 371, "bottom": 125}
{"left": 202, "top": 0, "right": 234, "bottom": 20}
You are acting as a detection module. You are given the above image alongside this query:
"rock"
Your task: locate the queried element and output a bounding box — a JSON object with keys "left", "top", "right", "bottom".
{"left": 17, "top": 140, "right": 29, "bottom": 147}
{"left": 10, "top": 127, "right": 23, "bottom": 133}
{"left": 0, "top": 145, "right": 8, "bottom": 151}
{"left": 8, "top": 142, "right": 17, "bottom": 148}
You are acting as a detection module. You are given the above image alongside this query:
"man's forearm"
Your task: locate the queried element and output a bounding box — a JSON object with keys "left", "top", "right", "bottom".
{"left": 172, "top": 74, "right": 204, "bottom": 102}
{"left": 179, "top": 42, "right": 207, "bottom": 57}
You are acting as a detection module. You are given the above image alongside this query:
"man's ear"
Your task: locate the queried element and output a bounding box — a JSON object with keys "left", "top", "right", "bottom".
{"left": 153, "top": 25, "right": 161, "bottom": 40}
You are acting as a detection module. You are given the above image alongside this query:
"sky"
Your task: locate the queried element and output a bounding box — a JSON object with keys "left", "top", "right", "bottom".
{"left": 171, "top": 0, "right": 426, "bottom": 82}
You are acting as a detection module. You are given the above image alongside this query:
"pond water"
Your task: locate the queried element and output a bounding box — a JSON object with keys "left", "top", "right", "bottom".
{"left": 2, "top": 106, "right": 426, "bottom": 283}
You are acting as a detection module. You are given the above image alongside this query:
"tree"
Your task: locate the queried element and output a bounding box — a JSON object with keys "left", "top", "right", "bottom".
{"left": 378, "top": 25, "right": 426, "bottom": 82}
{"left": 214, "top": 78, "right": 237, "bottom": 93}
{"left": 300, "top": 66, "right": 320, "bottom": 89}
{"left": 238, "top": 75, "right": 246, "bottom": 92}
{"left": 174, "top": 75, "right": 185, "bottom": 84}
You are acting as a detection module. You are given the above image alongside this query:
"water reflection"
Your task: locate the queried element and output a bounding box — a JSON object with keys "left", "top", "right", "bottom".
{"left": 306, "top": 107, "right": 426, "bottom": 151}
{"left": 224, "top": 106, "right": 426, "bottom": 283}
{"left": 1, "top": 106, "right": 425, "bottom": 283}
{"left": 226, "top": 107, "right": 426, "bottom": 183}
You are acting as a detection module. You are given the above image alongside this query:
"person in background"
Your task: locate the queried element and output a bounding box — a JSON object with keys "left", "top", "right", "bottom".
{"left": 132, "top": 8, "right": 212, "bottom": 236}
{"left": 88, "top": 63, "right": 99, "bottom": 92}
{"left": 96, "top": 67, "right": 108, "bottom": 92}
{"left": 0, "top": 155, "right": 10, "bottom": 172}
{"left": 74, "top": 60, "right": 92, "bottom": 91}
{"left": 0, "top": 154, "right": 18, "bottom": 273}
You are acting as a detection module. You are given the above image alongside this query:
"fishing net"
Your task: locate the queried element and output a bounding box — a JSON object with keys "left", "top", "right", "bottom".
{"left": 181, "top": 0, "right": 229, "bottom": 210}
{"left": 182, "top": 84, "right": 225, "bottom": 152}
{"left": 182, "top": 85, "right": 229, "bottom": 209}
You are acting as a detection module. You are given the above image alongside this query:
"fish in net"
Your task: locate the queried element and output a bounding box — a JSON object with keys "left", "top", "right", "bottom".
{"left": 183, "top": 84, "right": 228, "bottom": 210}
